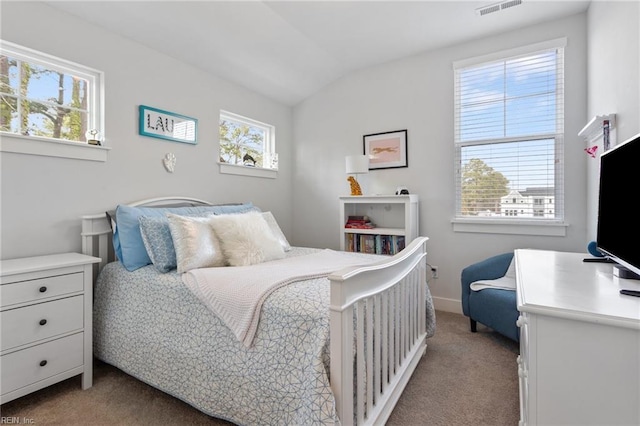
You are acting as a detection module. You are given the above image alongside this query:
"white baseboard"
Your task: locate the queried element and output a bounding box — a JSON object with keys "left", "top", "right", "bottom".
{"left": 432, "top": 296, "right": 463, "bottom": 315}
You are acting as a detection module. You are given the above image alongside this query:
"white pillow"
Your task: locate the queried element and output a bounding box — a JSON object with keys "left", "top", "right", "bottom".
{"left": 261, "top": 211, "right": 292, "bottom": 252}
{"left": 167, "top": 213, "right": 226, "bottom": 273}
{"left": 210, "top": 211, "right": 286, "bottom": 266}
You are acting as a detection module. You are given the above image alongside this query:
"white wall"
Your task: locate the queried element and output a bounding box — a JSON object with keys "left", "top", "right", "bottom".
{"left": 0, "top": 2, "right": 293, "bottom": 259}
{"left": 4, "top": 2, "right": 637, "bottom": 314}
{"left": 293, "top": 14, "right": 589, "bottom": 312}
{"left": 585, "top": 1, "right": 640, "bottom": 239}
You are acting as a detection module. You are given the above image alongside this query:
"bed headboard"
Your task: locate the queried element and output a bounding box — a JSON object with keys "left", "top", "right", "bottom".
{"left": 81, "top": 196, "right": 213, "bottom": 280}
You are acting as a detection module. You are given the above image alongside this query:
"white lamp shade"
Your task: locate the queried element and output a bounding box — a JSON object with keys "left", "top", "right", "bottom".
{"left": 345, "top": 155, "right": 369, "bottom": 174}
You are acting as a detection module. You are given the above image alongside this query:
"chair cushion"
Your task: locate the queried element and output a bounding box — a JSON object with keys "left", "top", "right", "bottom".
{"left": 469, "top": 288, "right": 519, "bottom": 342}
{"left": 461, "top": 252, "right": 514, "bottom": 317}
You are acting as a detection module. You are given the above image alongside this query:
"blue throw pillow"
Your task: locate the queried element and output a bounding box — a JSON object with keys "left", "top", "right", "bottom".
{"left": 114, "top": 202, "right": 258, "bottom": 271}
{"left": 139, "top": 216, "right": 178, "bottom": 273}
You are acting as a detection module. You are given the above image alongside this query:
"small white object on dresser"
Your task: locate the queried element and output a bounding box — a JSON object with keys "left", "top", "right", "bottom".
{"left": 0, "top": 253, "right": 100, "bottom": 404}
{"left": 339, "top": 194, "right": 419, "bottom": 254}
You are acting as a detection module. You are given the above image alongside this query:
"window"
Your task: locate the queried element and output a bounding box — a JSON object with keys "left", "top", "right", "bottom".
{"left": 0, "top": 40, "right": 106, "bottom": 161}
{"left": 453, "top": 38, "right": 566, "bottom": 234}
{"left": 218, "top": 110, "right": 277, "bottom": 178}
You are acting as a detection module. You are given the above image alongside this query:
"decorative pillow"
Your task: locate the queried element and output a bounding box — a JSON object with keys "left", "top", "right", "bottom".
{"left": 107, "top": 202, "right": 195, "bottom": 231}
{"left": 139, "top": 216, "right": 177, "bottom": 273}
{"left": 114, "top": 202, "right": 257, "bottom": 271}
{"left": 210, "top": 211, "right": 286, "bottom": 266}
{"left": 167, "top": 213, "right": 226, "bottom": 273}
{"left": 261, "top": 211, "right": 292, "bottom": 252}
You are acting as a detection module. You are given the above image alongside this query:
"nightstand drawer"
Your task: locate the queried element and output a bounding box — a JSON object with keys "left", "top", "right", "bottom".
{"left": 0, "top": 272, "right": 83, "bottom": 308}
{"left": 1, "top": 296, "right": 84, "bottom": 351}
{"left": 1, "top": 332, "right": 83, "bottom": 396}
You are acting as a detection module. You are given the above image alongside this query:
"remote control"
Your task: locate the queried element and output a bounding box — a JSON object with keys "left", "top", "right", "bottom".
{"left": 620, "top": 289, "right": 640, "bottom": 297}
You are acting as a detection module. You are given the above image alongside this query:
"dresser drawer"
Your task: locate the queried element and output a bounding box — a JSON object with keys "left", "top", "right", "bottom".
{"left": 0, "top": 272, "right": 83, "bottom": 308}
{"left": 1, "top": 332, "right": 83, "bottom": 396}
{"left": 1, "top": 296, "right": 84, "bottom": 351}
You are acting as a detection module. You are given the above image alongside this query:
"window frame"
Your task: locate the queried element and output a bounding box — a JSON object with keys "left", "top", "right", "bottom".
{"left": 451, "top": 38, "right": 568, "bottom": 236}
{"left": 218, "top": 110, "right": 277, "bottom": 179}
{"left": 0, "top": 40, "right": 107, "bottom": 162}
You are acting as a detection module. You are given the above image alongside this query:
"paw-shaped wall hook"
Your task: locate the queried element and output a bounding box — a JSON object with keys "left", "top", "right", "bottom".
{"left": 163, "top": 152, "right": 176, "bottom": 173}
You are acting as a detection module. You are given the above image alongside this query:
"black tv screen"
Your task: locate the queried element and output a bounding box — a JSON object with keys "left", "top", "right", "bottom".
{"left": 596, "top": 132, "right": 640, "bottom": 277}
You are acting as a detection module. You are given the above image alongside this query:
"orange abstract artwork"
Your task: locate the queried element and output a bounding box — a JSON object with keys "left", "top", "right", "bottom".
{"left": 370, "top": 138, "right": 401, "bottom": 164}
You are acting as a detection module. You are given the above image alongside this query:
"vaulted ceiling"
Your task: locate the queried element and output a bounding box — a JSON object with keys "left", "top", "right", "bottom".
{"left": 46, "top": 1, "right": 591, "bottom": 106}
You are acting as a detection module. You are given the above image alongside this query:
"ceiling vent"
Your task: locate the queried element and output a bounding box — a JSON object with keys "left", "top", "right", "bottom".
{"left": 476, "top": 0, "right": 523, "bottom": 16}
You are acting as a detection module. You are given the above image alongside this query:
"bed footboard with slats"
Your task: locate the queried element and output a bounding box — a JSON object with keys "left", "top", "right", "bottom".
{"left": 329, "top": 236, "right": 429, "bottom": 425}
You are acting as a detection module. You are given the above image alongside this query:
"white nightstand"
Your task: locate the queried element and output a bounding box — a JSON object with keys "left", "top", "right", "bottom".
{"left": 0, "top": 253, "right": 100, "bottom": 404}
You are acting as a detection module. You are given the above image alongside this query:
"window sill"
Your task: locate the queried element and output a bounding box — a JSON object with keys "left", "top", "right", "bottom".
{"left": 0, "top": 133, "right": 110, "bottom": 162}
{"left": 218, "top": 163, "right": 277, "bottom": 179}
{"left": 452, "top": 218, "right": 567, "bottom": 236}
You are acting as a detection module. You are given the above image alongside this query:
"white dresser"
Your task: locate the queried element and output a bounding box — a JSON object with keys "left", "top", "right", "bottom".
{"left": 515, "top": 249, "right": 640, "bottom": 425}
{"left": 0, "top": 253, "right": 100, "bottom": 404}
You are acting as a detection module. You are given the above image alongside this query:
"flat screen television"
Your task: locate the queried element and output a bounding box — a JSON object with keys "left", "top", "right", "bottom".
{"left": 596, "top": 131, "right": 640, "bottom": 279}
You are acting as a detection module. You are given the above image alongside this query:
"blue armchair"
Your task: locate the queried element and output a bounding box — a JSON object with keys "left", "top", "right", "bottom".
{"left": 461, "top": 252, "right": 519, "bottom": 342}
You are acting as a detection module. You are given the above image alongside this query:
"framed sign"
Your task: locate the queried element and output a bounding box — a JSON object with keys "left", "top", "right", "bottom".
{"left": 139, "top": 105, "right": 198, "bottom": 144}
{"left": 363, "top": 129, "right": 408, "bottom": 170}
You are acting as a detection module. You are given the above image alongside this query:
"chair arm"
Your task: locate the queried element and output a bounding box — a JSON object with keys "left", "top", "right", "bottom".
{"left": 460, "top": 252, "right": 514, "bottom": 316}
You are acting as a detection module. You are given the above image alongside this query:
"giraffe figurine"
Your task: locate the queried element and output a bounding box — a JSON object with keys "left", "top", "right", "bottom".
{"left": 347, "top": 176, "right": 363, "bottom": 196}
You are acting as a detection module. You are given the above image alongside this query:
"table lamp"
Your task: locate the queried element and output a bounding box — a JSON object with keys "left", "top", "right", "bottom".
{"left": 345, "top": 155, "right": 369, "bottom": 196}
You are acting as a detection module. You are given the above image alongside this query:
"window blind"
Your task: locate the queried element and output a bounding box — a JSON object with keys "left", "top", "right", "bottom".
{"left": 454, "top": 40, "right": 565, "bottom": 221}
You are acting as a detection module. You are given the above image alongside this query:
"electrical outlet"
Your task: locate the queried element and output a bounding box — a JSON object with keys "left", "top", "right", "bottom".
{"left": 431, "top": 266, "right": 438, "bottom": 279}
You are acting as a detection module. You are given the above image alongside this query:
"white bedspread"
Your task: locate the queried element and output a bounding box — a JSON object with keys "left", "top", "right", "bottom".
{"left": 183, "top": 249, "right": 378, "bottom": 347}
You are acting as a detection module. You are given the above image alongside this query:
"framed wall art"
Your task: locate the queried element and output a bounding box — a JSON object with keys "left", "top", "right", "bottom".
{"left": 139, "top": 105, "right": 198, "bottom": 144}
{"left": 363, "top": 129, "right": 408, "bottom": 170}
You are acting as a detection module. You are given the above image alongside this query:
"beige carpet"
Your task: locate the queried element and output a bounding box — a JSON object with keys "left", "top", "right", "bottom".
{"left": 1, "top": 311, "right": 519, "bottom": 425}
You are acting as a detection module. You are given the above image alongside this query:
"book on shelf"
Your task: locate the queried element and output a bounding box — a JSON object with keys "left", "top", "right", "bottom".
{"left": 345, "top": 215, "right": 375, "bottom": 229}
{"left": 345, "top": 223, "right": 375, "bottom": 229}
{"left": 344, "top": 233, "right": 406, "bottom": 255}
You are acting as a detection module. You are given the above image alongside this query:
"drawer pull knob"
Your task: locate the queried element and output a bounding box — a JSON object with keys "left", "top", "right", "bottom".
{"left": 516, "top": 316, "right": 527, "bottom": 327}
{"left": 39, "top": 286, "right": 47, "bottom": 293}
{"left": 39, "top": 319, "right": 47, "bottom": 326}
{"left": 39, "top": 360, "right": 47, "bottom": 367}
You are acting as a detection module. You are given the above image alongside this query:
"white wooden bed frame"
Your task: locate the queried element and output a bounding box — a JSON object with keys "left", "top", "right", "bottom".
{"left": 81, "top": 196, "right": 429, "bottom": 426}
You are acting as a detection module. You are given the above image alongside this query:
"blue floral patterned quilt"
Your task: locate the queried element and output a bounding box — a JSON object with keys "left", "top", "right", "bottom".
{"left": 93, "top": 247, "right": 436, "bottom": 425}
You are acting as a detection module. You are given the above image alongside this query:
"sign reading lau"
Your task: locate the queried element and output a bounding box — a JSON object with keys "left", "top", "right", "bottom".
{"left": 139, "top": 105, "right": 198, "bottom": 144}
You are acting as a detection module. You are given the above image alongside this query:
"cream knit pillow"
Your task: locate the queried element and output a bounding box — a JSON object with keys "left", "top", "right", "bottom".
{"left": 210, "top": 211, "right": 286, "bottom": 266}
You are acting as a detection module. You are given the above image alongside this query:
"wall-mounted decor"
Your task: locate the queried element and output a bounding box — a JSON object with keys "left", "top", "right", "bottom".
{"left": 163, "top": 152, "right": 176, "bottom": 172}
{"left": 363, "top": 129, "right": 408, "bottom": 170}
{"left": 139, "top": 105, "right": 197, "bottom": 144}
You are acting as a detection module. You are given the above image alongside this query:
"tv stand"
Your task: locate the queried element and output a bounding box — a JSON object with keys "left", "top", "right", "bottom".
{"left": 613, "top": 264, "right": 640, "bottom": 279}
{"left": 516, "top": 249, "right": 640, "bottom": 425}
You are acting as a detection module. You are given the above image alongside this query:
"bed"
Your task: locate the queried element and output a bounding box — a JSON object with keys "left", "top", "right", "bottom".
{"left": 81, "top": 196, "right": 436, "bottom": 425}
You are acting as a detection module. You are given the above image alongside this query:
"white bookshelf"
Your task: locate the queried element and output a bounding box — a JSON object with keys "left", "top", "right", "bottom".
{"left": 339, "top": 195, "right": 419, "bottom": 254}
